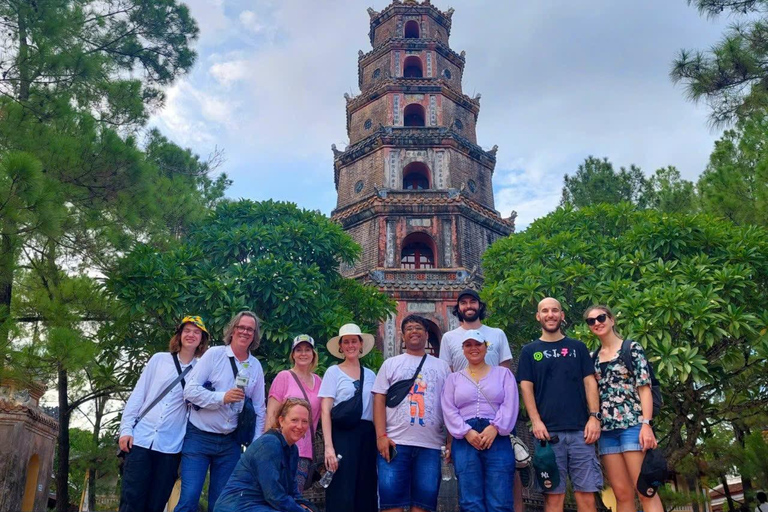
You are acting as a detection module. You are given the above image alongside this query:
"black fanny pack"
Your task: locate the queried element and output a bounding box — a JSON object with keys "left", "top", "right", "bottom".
{"left": 385, "top": 354, "right": 427, "bottom": 408}
{"left": 331, "top": 363, "right": 364, "bottom": 430}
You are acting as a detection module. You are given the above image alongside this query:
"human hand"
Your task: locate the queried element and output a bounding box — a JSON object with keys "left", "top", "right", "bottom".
{"left": 324, "top": 446, "right": 339, "bottom": 472}
{"left": 118, "top": 435, "right": 133, "bottom": 452}
{"left": 639, "top": 423, "right": 657, "bottom": 451}
{"left": 465, "top": 430, "right": 485, "bottom": 450}
{"left": 479, "top": 425, "right": 498, "bottom": 449}
{"left": 223, "top": 388, "right": 245, "bottom": 404}
{"left": 531, "top": 419, "right": 550, "bottom": 441}
{"left": 584, "top": 417, "right": 601, "bottom": 445}
{"left": 377, "top": 436, "right": 396, "bottom": 462}
{"left": 444, "top": 445, "right": 452, "bottom": 463}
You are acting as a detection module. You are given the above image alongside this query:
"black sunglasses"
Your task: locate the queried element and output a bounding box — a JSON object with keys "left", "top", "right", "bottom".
{"left": 585, "top": 314, "right": 608, "bottom": 326}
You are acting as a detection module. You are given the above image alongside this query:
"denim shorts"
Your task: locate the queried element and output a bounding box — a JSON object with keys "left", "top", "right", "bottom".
{"left": 377, "top": 444, "right": 441, "bottom": 511}
{"left": 547, "top": 430, "right": 603, "bottom": 494}
{"left": 599, "top": 424, "right": 643, "bottom": 455}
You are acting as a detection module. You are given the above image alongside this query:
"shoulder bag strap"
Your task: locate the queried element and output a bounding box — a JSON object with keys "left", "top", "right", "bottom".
{"left": 228, "top": 356, "right": 239, "bottom": 380}
{"left": 411, "top": 354, "right": 427, "bottom": 380}
{"left": 172, "top": 352, "right": 187, "bottom": 388}
{"left": 133, "top": 356, "right": 193, "bottom": 428}
{"left": 288, "top": 370, "right": 315, "bottom": 459}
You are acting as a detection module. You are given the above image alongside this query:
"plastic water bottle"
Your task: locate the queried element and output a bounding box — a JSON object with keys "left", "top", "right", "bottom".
{"left": 441, "top": 446, "right": 454, "bottom": 481}
{"left": 319, "top": 454, "right": 342, "bottom": 488}
{"left": 233, "top": 364, "right": 249, "bottom": 413}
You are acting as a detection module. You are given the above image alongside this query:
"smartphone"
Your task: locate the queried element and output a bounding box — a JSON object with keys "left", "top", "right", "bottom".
{"left": 389, "top": 445, "right": 398, "bottom": 461}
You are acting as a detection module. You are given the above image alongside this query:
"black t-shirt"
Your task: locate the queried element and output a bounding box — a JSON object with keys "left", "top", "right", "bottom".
{"left": 517, "top": 337, "right": 595, "bottom": 432}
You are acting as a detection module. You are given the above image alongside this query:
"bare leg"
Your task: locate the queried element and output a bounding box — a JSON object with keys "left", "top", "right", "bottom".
{"left": 515, "top": 471, "right": 524, "bottom": 512}
{"left": 602, "top": 453, "right": 636, "bottom": 512}
{"left": 544, "top": 493, "right": 565, "bottom": 512}
{"left": 623, "top": 451, "right": 664, "bottom": 512}
{"left": 574, "top": 491, "right": 596, "bottom": 512}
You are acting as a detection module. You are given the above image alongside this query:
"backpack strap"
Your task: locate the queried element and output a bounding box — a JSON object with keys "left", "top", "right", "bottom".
{"left": 620, "top": 339, "right": 635, "bottom": 374}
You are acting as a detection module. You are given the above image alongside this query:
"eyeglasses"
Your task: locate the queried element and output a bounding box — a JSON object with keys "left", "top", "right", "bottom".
{"left": 234, "top": 325, "right": 255, "bottom": 334}
{"left": 585, "top": 314, "right": 608, "bottom": 326}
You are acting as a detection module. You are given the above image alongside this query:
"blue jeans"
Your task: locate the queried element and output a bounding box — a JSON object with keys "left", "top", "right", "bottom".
{"left": 452, "top": 417, "right": 515, "bottom": 512}
{"left": 175, "top": 422, "right": 242, "bottom": 512}
{"left": 377, "top": 444, "right": 441, "bottom": 511}
{"left": 599, "top": 424, "right": 643, "bottom": 455}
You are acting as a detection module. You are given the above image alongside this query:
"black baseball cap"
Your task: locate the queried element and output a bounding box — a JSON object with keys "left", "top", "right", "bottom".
{"left": 457, "top": 288, "right": 481, "bottom": 303}
{"left": 533, "top": 440, "right": 560, "bottom": 492}
{"left": 636, "top": 449, "right": 668, "bottom": 498}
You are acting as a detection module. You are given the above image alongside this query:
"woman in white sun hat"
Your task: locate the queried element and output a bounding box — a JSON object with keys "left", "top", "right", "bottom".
{"left": 317, "top": 323, "right": 377, "bottom": 512}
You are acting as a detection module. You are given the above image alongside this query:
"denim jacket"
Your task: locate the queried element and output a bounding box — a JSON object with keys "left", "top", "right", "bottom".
{"left": 215, "top": 430, "right": 318, "bottom": 512}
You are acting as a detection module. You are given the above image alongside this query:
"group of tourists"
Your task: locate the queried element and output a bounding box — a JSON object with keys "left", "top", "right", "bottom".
{"left": 117, "top": 290, "right": 664, "bottom": 512}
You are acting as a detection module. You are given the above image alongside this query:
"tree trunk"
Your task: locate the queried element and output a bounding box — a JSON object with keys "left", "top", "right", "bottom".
{"left": 721, "top": 474, "right": 736, "bottom": 512}
{"left": 0, "top": 234, "right": 15, "bottom": 351}
{"left": 733, "top": 421, "right": 754, "bottom": 511}
{"left": 56, "top": 364, "right": 70, "bottom": 512}
{"left": 88, "top": 395, "right": 106, "bottom": 510}
{"left": 687, "top": 475, "right": 701, "bottom": 512}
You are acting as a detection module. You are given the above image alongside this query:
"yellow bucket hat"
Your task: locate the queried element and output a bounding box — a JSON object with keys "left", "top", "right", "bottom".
{"left": 179, "top": 315, "right": 209, "bottom": 335}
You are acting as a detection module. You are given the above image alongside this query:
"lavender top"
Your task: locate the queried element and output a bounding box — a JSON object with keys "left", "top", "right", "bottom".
{"left": 441, "top": 366, "right": 519, "bottom": 439}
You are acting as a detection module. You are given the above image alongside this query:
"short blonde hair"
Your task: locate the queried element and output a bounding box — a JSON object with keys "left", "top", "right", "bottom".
{"left": 270, "top": 397, "right": 311, "bottom": 430}
{"left": 289, "top": 344, "right": 319, "bottom": 372}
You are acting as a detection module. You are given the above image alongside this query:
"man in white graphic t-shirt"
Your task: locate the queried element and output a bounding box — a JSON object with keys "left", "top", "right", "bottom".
{"left": 373, "top": 314, "right": 451, "bottom": 512}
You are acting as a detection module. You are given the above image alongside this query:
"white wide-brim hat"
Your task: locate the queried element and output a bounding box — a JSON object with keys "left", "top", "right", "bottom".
{"left": 327, "top": 323, "right": 375, "bottom": 359}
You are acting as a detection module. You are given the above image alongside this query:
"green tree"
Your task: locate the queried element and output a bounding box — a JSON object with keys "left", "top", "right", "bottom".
{"left": 561, "top": 157, "right": 697, "bottom": 213}
{"left": 482, "top": 203, "right": 768, "bottom": 466}
{"left": 108, "top": 199, "right": 395, "bottom": 382}
{"left": 647, "top": 166, "right": 698, "bottom": 214}
{"left": 561, "top": 156, "right": 651, "bottom": 208}
{"left": 672, "top": 1, "right": 768, "bottom": 125}
{"left": 698, "top": 110, "right": 768, "bottom": 226}
{"left": 0, "top": 3, "right": 213, "bottom": 510}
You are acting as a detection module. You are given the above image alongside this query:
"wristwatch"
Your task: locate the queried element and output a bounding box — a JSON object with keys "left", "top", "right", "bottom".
{"left": 589, "top": 411, "right": 603, "bottom": 421}
{"left": 640, "top": 418, "right": 652, "bottom": 426}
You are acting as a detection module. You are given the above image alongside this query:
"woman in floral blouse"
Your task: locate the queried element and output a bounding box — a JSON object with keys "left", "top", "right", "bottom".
{"left": 585, "top": 305, "right": 662, "bottom": 512}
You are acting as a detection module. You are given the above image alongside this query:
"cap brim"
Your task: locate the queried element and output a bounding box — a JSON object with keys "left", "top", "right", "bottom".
{"left": 636, "top": 474, "right": 660, "bottom": 498}
{"left": 327, "top": 333, "right": 375, "bottom": 359}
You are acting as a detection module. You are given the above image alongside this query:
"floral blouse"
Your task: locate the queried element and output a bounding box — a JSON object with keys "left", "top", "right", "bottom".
{"left": 594, "top": 341, "right": 651, "bottom": 431}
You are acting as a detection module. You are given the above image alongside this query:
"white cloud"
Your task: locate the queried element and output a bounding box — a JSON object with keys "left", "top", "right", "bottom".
{"left": 239, "top": 10, "right": 265, "bottom": 33}
{"left": 152, "top": 0, "right": 731, "bottom": 219}
{"left": 210, "top": 60, "right": 250, "bottom": 87}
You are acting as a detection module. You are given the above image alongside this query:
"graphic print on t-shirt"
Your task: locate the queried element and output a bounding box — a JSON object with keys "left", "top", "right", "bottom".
{"left": 409, "top": 375, "right": 427, "bottom": 426}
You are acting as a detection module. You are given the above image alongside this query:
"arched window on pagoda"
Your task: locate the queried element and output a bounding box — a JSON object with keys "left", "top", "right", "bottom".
{"left": 404, "top": 20, "right": 420, "bottom": 39}
{"left": 403, "top": 103, "right": 426, "bottom": 127}
{"left": 403, "top": 56, "right": 423, "bottom": 78}
{"left": 401, "top": 233, "right": 436, "bottom": 270}
{"left": 403, "top": 162, "right": 431, "bottom": 190}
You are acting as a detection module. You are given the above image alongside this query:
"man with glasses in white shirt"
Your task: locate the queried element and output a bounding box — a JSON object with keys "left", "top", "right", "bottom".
{"left": 176, "top": 311, "right": 267, "bottom": 512}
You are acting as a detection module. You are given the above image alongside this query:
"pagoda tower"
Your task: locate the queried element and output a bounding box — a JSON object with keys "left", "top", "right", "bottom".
{"left": 331, "top": 0, "right": 515, "bottom": 357}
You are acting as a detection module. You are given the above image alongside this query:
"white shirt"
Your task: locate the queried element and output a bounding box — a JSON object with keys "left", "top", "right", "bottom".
{"left": 183, "top": 345, "right": 266, "bottom": 442}
{"left": 372, "top": 353, "right": 451, "bottom": 449}
{"left": 119, "top": 352, "right": 195, "bottom": 454}
{"left": 439, "top": 324, "right": 513, "bottom": 372}
{"left": 755, "top": 504, "right": 768, "bottom": 512}
{"left": 318, "top": 365, "right": 376, "bottom": 422}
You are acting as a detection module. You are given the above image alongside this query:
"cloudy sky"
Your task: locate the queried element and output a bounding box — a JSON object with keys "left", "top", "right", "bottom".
{"left": 151, "top": 0, "right": 731, "bottom": 230}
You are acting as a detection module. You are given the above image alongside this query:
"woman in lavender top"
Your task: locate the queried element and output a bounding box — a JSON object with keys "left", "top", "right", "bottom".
{"left": 441, "top": 329, "right": 519, "bottom": 512}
